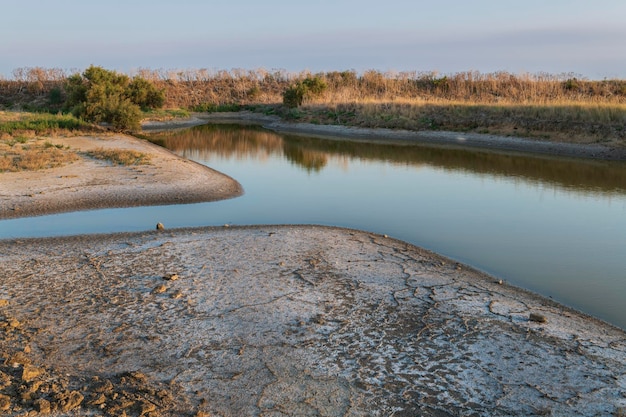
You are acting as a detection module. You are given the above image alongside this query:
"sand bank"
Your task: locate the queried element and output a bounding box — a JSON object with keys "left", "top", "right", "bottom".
{"left": 0, "top": 133, "right": 242, "bottom": 220}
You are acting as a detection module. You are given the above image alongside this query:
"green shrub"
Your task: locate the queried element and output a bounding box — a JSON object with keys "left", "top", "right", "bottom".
{"left": 282, "top": 76, "right": 327, "bottom": 108}
{"left": 63, "top": 65, "right": 164, "bottom": 131}
{"left": 128, "top": 77, "right": 165, "bottom": 109}
{"left": 48, "top": 87, "right": 64, "bottom": 106}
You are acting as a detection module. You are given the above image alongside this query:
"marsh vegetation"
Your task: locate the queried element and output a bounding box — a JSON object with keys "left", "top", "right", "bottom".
{"left": 2, "top": 67, "right": 625, "bottom": 144}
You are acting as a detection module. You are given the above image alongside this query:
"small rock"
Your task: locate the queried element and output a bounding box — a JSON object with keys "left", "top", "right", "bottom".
{"left": 170, "top": 290, "right": 183, "bottom": 299}
{"left": 33, "top": 398, "right": 51, "bottom": 414}
{"left": 0, "top": 371, "right": 10, "bottom": 389}
{"left": 0, "top": 394, "right": 11, "bottom": 411}
{"left": 9, "top": 351, "right": 30, "bottom": 366}
{"left": 383, "top": 234, "right": 388, "bottom": 238}
{"left": 0, "top": 299, "right": 8, "bottom": 307}
{"left": 88, "top": 393, "right": 107, "bottom": 406}
{"left": 135, "top": 399, "right": 157, "bottom": 415}
{"left": 93, "top": 379, "right": 114, "bottom": 394}
{"left": 58, "top": 390, "right": 84, "bottom": 412}
{"left": 163, "top": 273, "right": 179, "bottom": 281}
{"left": 497, "top": 279, "right": 503, "bottom": 285}
{"left": 152, "top": 284, "right": 167, "bottom": 294}
{"left": 6, "top": 317, "right": 20, "bottom": 328}
{"left": 21, "top": 364, "right": 45, "bottom": 382}
{"left": 156, "top": 222, "right": 165, "bottom": 230}
{"left": 529, "top": 313, "right": 547, "bottom": 323}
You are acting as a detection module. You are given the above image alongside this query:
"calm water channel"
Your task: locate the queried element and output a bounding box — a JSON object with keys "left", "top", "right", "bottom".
{"left": 2, "top": 124, "right": 626, "bottom": 329}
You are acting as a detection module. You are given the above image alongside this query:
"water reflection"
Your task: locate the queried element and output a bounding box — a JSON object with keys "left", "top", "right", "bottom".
{"left": 3, "top": 123, "right": 626, "bottom": 330}
{"left": 150, "top": 123, "right": 626, "bottom": 194}
{"left": 146, "top": 123, "right": 626, "bottom": 330}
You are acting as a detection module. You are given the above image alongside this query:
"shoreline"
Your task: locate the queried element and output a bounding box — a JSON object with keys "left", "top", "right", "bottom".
{"left": 1, "top": 225, "right": 625, "bottom": 416}
{"left": 0, "top": 132, "right": 243, "bottom": 220}
{"left": 189, "top": 111, "right": 626, "bottom": 161}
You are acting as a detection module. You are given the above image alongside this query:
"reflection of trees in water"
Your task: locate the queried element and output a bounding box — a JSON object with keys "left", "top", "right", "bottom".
{"left": 282, "top": 135, "right": 626, "bottom": 194}
{"left": 149, "top": 124, "right": 626, "bottom": 194}
{"left": 149, "top": 124, "right": 329, "bottom": 171}
{"left": 282, "top": 143, "right": 328, "bottom": 172}
{"left": 149, "top": 124, "right": 284, "bottom": 161}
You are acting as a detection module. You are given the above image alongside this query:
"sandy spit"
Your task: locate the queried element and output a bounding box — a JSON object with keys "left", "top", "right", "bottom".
{"left": 0, "top": 133, "right": 242, "bottom": 220}
{"left": 0, "top": 225, "right": 625, "bottom": 416}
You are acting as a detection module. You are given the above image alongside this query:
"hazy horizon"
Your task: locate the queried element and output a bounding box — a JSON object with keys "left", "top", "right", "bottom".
{"left": 2, "top": 0, "right": 626, "bottom": 80}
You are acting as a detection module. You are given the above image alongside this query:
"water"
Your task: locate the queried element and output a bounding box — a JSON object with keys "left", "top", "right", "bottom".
{"left": 2, "top": 124, "right": 626, "bottom": 329}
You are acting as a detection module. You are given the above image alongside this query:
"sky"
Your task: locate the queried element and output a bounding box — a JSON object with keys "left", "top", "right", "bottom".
{"left": 1, "top": 0, "right": 625, "bottom": 79}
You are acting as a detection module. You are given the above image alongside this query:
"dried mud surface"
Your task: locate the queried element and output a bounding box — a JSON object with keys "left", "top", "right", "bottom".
{"left": 1, "top": 225, "right": 625, "bottom": 416}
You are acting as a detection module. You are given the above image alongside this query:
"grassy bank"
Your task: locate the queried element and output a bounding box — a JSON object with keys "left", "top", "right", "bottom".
{"left": 0, "top": 112, "right": 97, "bottom": 172}
{"left": 279, "top": 100, "right": 626, "bottom": 145}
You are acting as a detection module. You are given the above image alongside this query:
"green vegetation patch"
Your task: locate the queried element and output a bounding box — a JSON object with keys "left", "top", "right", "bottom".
{"left": 0, "top": 113, "right": 91, "bottom": 136}
{"left": 190, "top": 103, "right": 243, "bottom": 113}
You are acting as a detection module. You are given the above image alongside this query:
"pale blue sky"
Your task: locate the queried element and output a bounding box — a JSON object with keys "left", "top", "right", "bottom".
{"left": 1, "top": 0, "right": 625, "bottom": 79}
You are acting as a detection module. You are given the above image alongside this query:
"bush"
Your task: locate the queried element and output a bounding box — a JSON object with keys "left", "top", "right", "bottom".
{"left": 282, "top": 76, "right": 327, "bottom": 108}
{"left": 128, "top": 77, "right": 165, "bottom": 109}
{"left": 64, "top": 65, "right": 164, "bottom": 131}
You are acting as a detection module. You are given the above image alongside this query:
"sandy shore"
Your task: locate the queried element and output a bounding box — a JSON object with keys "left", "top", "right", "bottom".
{"left": 1, "top": 119, "right": 626, "bottom": 415}
{"left": 0, "top": 133, "right": 242, "bottom": 220}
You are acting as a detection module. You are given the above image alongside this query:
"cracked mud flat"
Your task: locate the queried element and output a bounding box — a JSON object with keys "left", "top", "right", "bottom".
{"left": 1, "top": 225, "right": 625, "bottom": 416}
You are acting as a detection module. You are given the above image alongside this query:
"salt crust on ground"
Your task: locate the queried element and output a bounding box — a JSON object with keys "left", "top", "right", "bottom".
{"left": 1, "top": 226, "right": 625, "bottom": 416}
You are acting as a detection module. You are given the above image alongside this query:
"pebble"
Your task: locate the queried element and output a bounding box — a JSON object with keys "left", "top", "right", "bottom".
{"left": 20, "top": 364, "right": 45, "bottom": 382}
{"left": 33, "top": 398, "right": 51, "bottom": 414}
{"left": 156, "top": 222, "right": 165, "bottom": 230}
{"left": 163, "top": 273, "right": 179, "bottom": 281}
{"left": 529, "top": 312, "right": 547, "bottom": 323}
{"left": 0, "top": 394, "right": 10, "bottom": 411}
{"left": 152, "top": 285, "right": 167, "bottom": 295}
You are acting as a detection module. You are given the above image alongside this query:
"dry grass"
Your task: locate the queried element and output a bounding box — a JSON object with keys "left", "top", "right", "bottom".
{"left": 287, "top": 99, "right": 626, "bottom": 145}
{"left": 85, "top": 148, "right": 151, "bottom": 166}
{"left": 0, "top": 138, "right": 78, "bottom": 172}
{"left": 0, "top": 112, "right": 101, "bottom": 172}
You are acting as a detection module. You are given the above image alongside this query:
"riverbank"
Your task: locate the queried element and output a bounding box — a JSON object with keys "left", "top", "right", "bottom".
{"left": 1, "top": 225, "right": 625, "bottom": 416}
{"left": 0, "top": 132, "right": 242, "bottom": 219}
{"left": 184, "top": 111, "right": 626, "bottom": 161}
